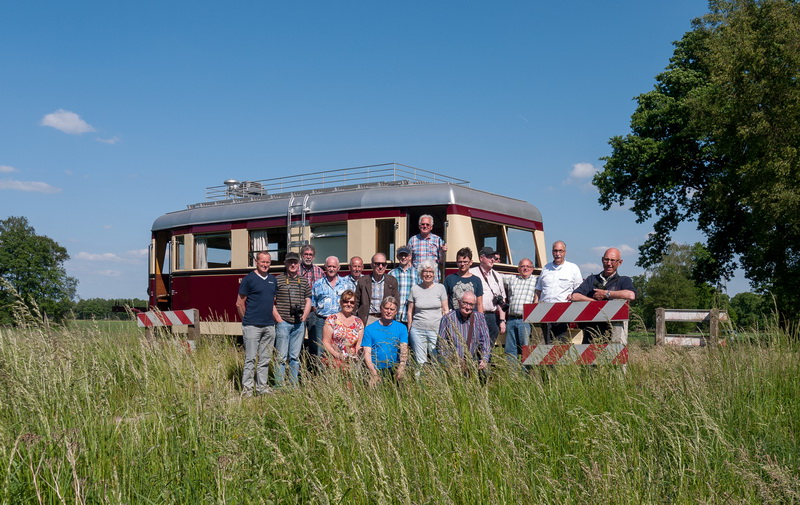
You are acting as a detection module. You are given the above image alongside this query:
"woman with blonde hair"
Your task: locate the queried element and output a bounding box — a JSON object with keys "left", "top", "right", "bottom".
{"left": 322, "top": 289, "right": 364, "bottom": 369}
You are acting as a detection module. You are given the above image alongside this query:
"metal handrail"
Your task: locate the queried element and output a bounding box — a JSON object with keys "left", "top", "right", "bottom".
{"left": 200, "top": 163, "right": 470, "bottom": 202}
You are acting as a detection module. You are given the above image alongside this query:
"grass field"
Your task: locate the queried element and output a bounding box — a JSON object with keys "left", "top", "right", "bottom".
{"left": 0, "top": 319, "right": 797, "bottom": 504}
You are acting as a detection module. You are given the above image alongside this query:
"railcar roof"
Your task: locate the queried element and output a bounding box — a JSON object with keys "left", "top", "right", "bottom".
{"left": 152, "top": 182, "right": 541, "bottom": 231}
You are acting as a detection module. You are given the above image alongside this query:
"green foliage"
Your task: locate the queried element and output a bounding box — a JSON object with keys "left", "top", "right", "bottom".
{"left": 0, "top": 216, "right": 77, "bottom": 324}
{"left": 73, "top": 297, "right": 149, "bottom": 320}
{"left": 597, "top": 0, "right": 800, "bottom": 323}
{"left": 0, "top": 323, "right": 798, "bottom": 503}
{"left": 631, "top": 243, "right": 722, "bottom": 329}
{"left": 729, "top": 291, "right": 772, "bottom": 329}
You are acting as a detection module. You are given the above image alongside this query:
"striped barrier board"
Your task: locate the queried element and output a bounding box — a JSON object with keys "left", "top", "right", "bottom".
{"left": 522, "top": 344, "right": 628, "bottom": 365}
{"left": 523, "top": 299, "right": 629, "bottom": 323}
{"left": 136, "top": 309, "right": 197, "bottom": 327}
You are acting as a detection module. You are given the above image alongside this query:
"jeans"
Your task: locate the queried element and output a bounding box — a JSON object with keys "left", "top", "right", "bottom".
{"left": 275, "top": 321, "right": 305, "bottom": 386}
{"left": 242, "top": 324, "right": 276, "bottom": 394}
{"left": 505, "top": 318, "right": 531, "bottom": 365}
{"left": 304, "top": 312, "right": 325, "bottom": 357}
{"left": 409, "top": 327, "right": 438, "bottom": 364}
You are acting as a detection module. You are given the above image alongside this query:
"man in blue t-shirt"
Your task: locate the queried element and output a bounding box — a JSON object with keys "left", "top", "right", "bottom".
{"left": 236, "top": 251, "right": 277, "bottom": 396}
{"left": 361, "top": 296, "right": 409, "bottom": 385}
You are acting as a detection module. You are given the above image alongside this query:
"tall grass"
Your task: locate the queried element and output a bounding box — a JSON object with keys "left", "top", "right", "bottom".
{"left": 0, "top": 318, "right": 797, "bottom": 504}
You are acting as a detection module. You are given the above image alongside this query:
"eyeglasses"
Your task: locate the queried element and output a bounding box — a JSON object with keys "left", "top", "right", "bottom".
{"left": 602, "top": 258, "right": 621, "bottom": 263}
{"left": 520, "top": 264, "right": 533, "bottom": 269}
{"left": 302, "top": 252, "right": 315, "bottom": 257}
{"left": 419, "top": 223, "right": 432, "bottom": 227}
{"left": 460, "top": 302, "right": 475, "bottom": 307}
{"left": 373, "top": 262, "right": 387, "bottom": 267}
{"left": 421, "top": 270, "right": 434, "bottom": 275}
{"left": 341, "top": 300, "right": 355, "bottom": 305}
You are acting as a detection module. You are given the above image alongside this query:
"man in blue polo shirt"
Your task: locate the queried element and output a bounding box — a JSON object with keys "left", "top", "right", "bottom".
{"left": 236, "top": 251, "right": 278, "bottom": 397}
{"left": 362, "top": 296, "right": 409, "bottom": 385}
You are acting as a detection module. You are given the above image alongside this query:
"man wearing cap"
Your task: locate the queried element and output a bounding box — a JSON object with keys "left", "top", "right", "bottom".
{"left": 469, "top": 246, "right": 507, "bottom": 347}
{"left": 355, "top": 252, "right": 400, "bottom": 326}
{"left": 273, "top": 252, "right": 311, "bottom": 386}
{"left": 407, "top": 214, "right": 447, "bottom": 282}
{"left": 388, "top": 246, "right": 419, "bottom": 324}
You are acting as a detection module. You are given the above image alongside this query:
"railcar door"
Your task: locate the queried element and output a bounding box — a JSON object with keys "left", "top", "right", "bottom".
{"left": 149, "top": 231, "right": 172, "bottom": 310}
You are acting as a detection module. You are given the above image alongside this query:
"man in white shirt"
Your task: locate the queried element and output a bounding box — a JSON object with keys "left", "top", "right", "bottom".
{"left": 534, "top": 241, "right": 583, "bottom": 343}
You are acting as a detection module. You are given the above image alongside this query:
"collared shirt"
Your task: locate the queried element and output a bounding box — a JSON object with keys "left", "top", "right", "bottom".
{"left": 505, "top": 274, "right": 538, "bottom": 317}
{"left": 369, "top": 275, "right": 386, "bottom": 313}
{"left": 469, "top": 266, "right": 507, "bottom": 312}
{"left": 573, "top": 272, "right": 637, "bottom": 299}
{"left": 535, "top": 261, "right": 583, "bottom": 303}
{"left": 299, "top": 263, "right": 325, "bottom": 286}
{"left": 408, "top": 233, "right": 445, "bottom": 281}
{"left": 388, "top": 266, "right": 420, "bottom": 322}
{"left": 437, "top": 310, "right": 491, "bottom": 363}
{"left": 312, "top": 275, "right": 356, "bottom": 317}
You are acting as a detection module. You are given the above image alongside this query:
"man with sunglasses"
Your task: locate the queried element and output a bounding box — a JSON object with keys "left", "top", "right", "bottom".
{"left": 570, "top": 247, "right": 637, "bottom": 343}
{"left": 469, "top": 246, "right": 507, "bottom": 347}
{"left": 407, "top": 214, "right": 447, "bottom": 282}
{"left": 355, "top": 252, "right": 399, "bottom": 326}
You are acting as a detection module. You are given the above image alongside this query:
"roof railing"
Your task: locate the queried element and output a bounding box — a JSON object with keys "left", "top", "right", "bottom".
{"left": 199, "top": 163, "right": 470, "bottom": 203}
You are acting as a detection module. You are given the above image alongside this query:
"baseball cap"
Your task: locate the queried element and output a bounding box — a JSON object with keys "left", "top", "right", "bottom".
{"left": 479, "top": 246, "right": 497, "bottom": 257}
{"left": 285, "top": 252, "right": 301, "bottom": 262}
{"left": 397, "top": 246, "right": 411, "bottom": 256}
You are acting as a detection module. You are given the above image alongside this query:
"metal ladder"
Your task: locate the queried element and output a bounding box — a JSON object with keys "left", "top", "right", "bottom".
{"left": 287, "top": 194, "right": 310, "bottom": 251}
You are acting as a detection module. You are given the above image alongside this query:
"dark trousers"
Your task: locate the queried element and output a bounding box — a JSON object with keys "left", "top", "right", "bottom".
{"left": 543, "top": 323, "right": 570, "bottom": 344}
{"left": 484, "top": 311, "right": 500, "bottom": 347}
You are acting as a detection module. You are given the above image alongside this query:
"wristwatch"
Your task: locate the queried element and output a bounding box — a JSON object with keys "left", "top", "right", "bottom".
{"left": 605, "top": 290, "right": 611, "bottom": 300}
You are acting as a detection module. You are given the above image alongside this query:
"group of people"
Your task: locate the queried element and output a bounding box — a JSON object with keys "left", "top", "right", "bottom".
{"left": 235, "top": 214, "right": 636, "bottom": 396}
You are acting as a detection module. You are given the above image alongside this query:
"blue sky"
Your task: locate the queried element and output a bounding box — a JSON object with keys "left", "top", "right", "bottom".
{"left": 1, "top": 0, "right": 749, "bottom": 300}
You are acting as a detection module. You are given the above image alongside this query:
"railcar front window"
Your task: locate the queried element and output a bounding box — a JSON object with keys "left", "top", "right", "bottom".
{"left": 195, "top": 233, "right": 231, "bottom": 269}
{"left": 506, "top": 227, "right": 537, "bottom": 267}
{"left": 471, "top": 220, "right": 509, "bottom": 263}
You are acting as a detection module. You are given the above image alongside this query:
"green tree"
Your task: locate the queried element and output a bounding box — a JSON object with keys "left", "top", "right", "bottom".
{"left": 631, "top": 243, "right": 721, "bottom": 329}
{"left": 595, "top": 0, "right": 800, "bottom": 322}
{"left": 0, "top": 216, "right": 77, "bottom": 324}
{"left": 729, "top": 291, "right": 771, "bottom": 328}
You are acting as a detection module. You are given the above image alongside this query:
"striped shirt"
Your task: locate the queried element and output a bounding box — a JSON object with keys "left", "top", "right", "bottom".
{"left": 437, "top": 310, "right": 491, "bottom": 363}
{"left": 274, "top": 273, "right": 311, "bottom": 320}
{"left": 388, "top": 266, "right": 420, "bottom": 322}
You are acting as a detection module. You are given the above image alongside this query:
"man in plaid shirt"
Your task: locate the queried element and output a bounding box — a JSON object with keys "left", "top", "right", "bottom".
{"left": 504, "top": 258, "right": 538, "bottom": 363}
{"left": 407, "top": 214, "right": 447, "bottom": 282}
{"left": 388, "top": 245, "right": 419, "bottom": 323}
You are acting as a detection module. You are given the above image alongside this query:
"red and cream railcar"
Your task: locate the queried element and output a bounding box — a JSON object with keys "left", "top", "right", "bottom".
{"left": 148, "top": 164, "right": 545, "bottom": 335}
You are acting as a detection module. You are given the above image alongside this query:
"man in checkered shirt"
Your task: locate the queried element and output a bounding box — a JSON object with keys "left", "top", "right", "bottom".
{"left": 504, "top": 258, "right": 538, "bottom": 364}
{"left": 407, "top": 214, "right": 447, "bottom": 282}
{"left": 388, "top": 245, "right": 420, "bottom": 324}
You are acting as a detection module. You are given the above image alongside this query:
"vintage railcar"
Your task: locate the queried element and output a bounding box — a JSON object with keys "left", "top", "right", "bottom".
{"left": 148, "top": 163, "right": 545, "bottom": 334}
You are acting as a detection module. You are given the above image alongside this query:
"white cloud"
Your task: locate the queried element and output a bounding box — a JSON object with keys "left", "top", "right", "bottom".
{"left": 591, "top": 244, "right": 637, "bottom": 256}
{"left": 0, "top": 165, "right": 17, "bottom": 173}
{"left": 96, "top": 269, "right": 122, "bottom": 277}
{"left": 96, "top": 136, "right": 121, "bottom": 144}
{"left": 76, "top": 250, "right": 146, "bottom": 264}
{"left": 40, "top": 109, "right": 95, "bottom": 134}
{"left": 563, "top": 162, "right": 598, "bottom": 185}
{"left": 0, "top": 179, "right": 61, "bottom": 193}
{"left": 581, "top": 262, "right": 601, "bottom": 273}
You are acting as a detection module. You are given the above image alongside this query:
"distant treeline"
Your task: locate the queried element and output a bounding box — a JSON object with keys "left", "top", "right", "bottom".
{"left": 73, "top": 298, "right": 149, "bottom": 320}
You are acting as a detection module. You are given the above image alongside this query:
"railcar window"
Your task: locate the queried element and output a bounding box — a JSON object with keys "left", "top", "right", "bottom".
{"left": 376, "top": 219, "right": 396, "bottom": 260}
{"left": 195, "top": 232, "right": 231, "bottom": 269}
{"left": 311, "top": 223, "right": 347, "bottom": 261}
{"left": 175, "top": 235, "right": 185, "bottom": 270}
{"left": 471, "top": 220, "right": 509, "bottom": 263}
{"left": 507, "top": 227, "right": 537, "bottom": 267}
{"left": 250, "top": 228, "right": 286, "bottom": 265}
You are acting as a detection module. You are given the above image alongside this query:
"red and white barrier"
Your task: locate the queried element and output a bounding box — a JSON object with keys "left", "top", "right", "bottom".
{"left": 521, "top": 300, "right": 630, "bottom": 366}
{"left": 522, "top": 343, "right": 628, "bottom": 365}
{"left": 136, "top": 309, "right": 196, "bottom": 327}
{"left": 523, "top": 299, "right": 629, "bottom": 324}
